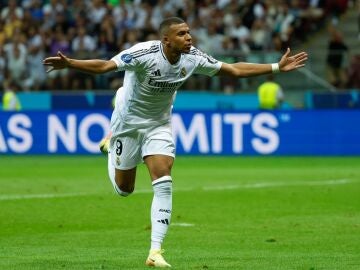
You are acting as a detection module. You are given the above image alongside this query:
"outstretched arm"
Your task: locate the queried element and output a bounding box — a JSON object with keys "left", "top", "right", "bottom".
{"left": 217, "top": 48, "right": 308, "bottom": 77}
{"left": 43, "top": 51, "right": 117, "bottom": 74}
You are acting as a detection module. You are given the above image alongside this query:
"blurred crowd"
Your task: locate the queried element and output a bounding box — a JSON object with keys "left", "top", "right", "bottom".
{"left": 0, "top": 0, "right": 351, "bottom": 91}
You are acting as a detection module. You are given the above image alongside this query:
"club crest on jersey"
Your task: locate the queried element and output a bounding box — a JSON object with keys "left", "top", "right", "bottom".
{"left": 116, "top": 156, "right": 121, "bottom": 166}
{"left": 121, "top": 54, "right": 133, "bottom": 63}
{"left": 181, "top": 67, "right": 187, "bottom": 77}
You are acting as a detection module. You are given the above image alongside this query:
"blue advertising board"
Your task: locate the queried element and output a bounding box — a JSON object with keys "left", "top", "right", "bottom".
{"left": 0, "top": 111, "right": 111, "bottom": 154}
{"left": 0, "top": 110, "right": 359, "bottom": 155}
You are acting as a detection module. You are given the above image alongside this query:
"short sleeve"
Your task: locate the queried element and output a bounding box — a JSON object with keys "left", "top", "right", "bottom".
{"left": 191, "top": 48, "right": 222, "bottom": 76}
{"left": 111, "top": 44, "right": 144, "bottom": 72}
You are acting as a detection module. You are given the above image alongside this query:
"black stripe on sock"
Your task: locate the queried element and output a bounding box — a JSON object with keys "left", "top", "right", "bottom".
{"left": 152, "top": 180, "right": 172, "bottom": 186}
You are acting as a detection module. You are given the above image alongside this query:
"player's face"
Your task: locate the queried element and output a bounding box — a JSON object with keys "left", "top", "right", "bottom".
{"left": 166, "top": 23, "right": 192, "bottom": 53}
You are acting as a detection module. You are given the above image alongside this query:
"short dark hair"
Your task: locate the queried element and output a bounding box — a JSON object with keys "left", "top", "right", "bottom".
{"left": 159, "top": 17, "right": 185, "bottom": 37}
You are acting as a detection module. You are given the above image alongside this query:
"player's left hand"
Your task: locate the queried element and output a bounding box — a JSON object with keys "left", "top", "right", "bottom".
{"left": 279, "top": 48, "right": 308, "bottom": 72}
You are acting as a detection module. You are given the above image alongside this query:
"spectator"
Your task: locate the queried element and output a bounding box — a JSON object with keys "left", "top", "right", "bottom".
{"left": 47, "top": 26, "right": 70, "bottom": 90}
{"left": 1, "top": 0, "right": 23, "bottom": 22}
{"left": 97, "top": 14, "right": 117, "bottom": 58}
{"left": 4, "top": 32, "right": 27, "bottom": 87}
{"left": 198, "top": 22, "right": 225, "bottom": 55}
{"left": 2, "top": 80, "right": 22, "bottom": 111}
{"left": 4, "top": 10, "right": 22, "bottom": 40}
{"left": 218, "top": 36, "right": 240, "bottom": 93}
{"left": 71, "top": 26, "right": 96, "bottom": 90}
{"left": 303, "top": 0, "right": 325, "bottom": 30}
{"left": 257, "top": 74, "right": 284, "bottom": 109}
{"left": 52, "top": 11, "right": 72, "bottom": 35}
{"left": 241, "top": 0, "right": 266, "bottom": 29}
{"left": 28, "top": 0, "right": 45, "bottom": 23}
{"left": 21, "top": 7, "right": 37, "bottom": 36}
{"left": 0, "top": 45, "right": 5, "bottom": 89}
{"left": 111, "top": 0, "right": 136, "bottom": 31}
{"left": 347, "top": 54, "right": 360, "bottom": 89}
{"left": 0, "top": 20, "right": 6, "bottom": 46}
{"left": 42, "top": 0, "right": 65, "bottom": 24}
{"left": 250, "top": 19, "right": 270, "bottom": 51}
{"left": 195, "top": 22, "right": 225, "bottom": 91}
{"left": 326, "top": 28, "right": 348, "bottom": 89}
{"left": 71, "top": 26, "right": 96, "bottom": 53}
{"left": 40, "top": 7, "right": 55, "bottom": 32}
{"left": 88, "top": 0, "right": 108, "bottom": 32}
{"left": 68, "top": 0, "right": 88, "bottom": 20}
{"left": 222, "top": 7, "right": 237, "bottom": 29}
{"left": 227, "top": 17, "right": 251, "bottom": 55}
{"left": 198, "top": 0, "right": 216, "bottom": 22}
{"left": 133, "top": 2, "right": 151, "bottom": 30}
{"left": 273, "top": 3, "right": 295, "bottom": 49}
{"left": 151, "top": 0, "right": 173, "bottom": 30}
{"left": 24, "top": 26, "right": 46, "bottom": 90}
{"left": 121, "top": 29, "right": 139, "bottom": 50}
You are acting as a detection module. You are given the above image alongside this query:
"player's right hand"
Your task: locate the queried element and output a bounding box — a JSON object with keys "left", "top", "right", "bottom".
{"left": 43, "top": 51, "right": 69, "bottom": 73}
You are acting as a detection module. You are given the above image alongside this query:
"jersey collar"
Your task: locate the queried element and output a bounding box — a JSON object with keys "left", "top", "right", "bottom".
{"left": 160, "top": 43, "right": 167, "bottom": 61}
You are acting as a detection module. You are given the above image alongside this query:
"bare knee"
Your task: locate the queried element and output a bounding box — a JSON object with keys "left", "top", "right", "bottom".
{"left": 144, "top": 155, "right": 174, "bottom": 180}
{"left": 150, "top": 165, "right": 172, "bottom": 180}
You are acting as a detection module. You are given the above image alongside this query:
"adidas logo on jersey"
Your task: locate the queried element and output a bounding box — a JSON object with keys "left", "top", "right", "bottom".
{"left": 151, "top": 69, "right": 161, "bottom": 77}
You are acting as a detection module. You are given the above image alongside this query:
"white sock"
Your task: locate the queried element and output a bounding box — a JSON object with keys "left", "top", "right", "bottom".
{"left": 107, "top": 152, "right": 129, "bottom": 196}
{"left": 150, "top": 176, "right": 172, "bottom": 250}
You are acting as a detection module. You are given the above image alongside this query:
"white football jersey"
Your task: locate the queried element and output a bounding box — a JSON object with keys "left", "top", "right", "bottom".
{"left": 110, "top": 40, "right": 222, "bottom": 131}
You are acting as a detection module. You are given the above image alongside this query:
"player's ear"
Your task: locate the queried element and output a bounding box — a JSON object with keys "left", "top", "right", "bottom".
{"left": 162, "top": 35, "right": 170, "bottom": 46}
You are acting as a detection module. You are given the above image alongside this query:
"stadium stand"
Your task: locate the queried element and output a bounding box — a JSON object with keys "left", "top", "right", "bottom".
{"left": 0, "top": 0, "right": 351, "bottom": 94}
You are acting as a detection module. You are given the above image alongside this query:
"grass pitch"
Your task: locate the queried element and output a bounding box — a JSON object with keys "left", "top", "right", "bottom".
{"left": 0, "top": 156, "right": 359, "bottom": 269}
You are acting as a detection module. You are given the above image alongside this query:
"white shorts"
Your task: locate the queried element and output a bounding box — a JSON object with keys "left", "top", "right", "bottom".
{"left": 109, "top": 123, "right": 175, "bottom": 170}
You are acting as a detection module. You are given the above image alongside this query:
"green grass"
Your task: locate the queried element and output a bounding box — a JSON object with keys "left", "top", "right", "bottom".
{"left": 0, "top": 156, "right": 359, "bottom": 269}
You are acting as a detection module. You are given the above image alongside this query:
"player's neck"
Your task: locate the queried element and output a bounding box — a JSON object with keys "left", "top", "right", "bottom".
{"left": 163, "top": 47, "right": 181, "bottom": 65}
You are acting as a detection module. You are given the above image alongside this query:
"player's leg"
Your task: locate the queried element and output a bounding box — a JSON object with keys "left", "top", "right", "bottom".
{"left": 107, "top": 143, "right": 137, "bottom": 196}
{"left": 107, "top": 149, "right": 136, "bottom": 196}
{"left": 144, "top": 155, "right": 174, "bottom": 249}
{"left": 142, "top": 124, "right": 175, "bottom": 268}
{"left": 107, "top": 131, "right": 142, "bottom": 196}
{"left": 145, "top": 154, "right": 174, "bottom": 246}
{"left": 144, "top": 155, "right": 174, "bottom": 268}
